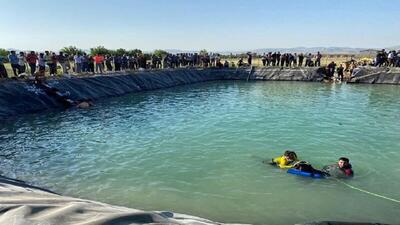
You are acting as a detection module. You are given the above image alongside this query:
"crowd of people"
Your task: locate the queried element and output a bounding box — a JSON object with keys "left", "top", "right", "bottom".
{"left": 0, "top": 49, "right": 399, "bottom": 80}
{"left": 374, "top": 49, "right": 400, "bottom": 67}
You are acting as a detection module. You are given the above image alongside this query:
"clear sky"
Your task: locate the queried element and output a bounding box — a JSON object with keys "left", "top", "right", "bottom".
{"left": 1, "top": 0, "right": 399, "bottom": 51}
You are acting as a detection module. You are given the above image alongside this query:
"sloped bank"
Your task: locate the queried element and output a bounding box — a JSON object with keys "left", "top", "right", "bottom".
{"left": 0, "top": 67, "right": 324, "bottom": 119}
{"left": 349, "top": 67, "right": 400, "bottom": 84}
{"left": 0, "top": 175, "right": 393, "bottom": 225}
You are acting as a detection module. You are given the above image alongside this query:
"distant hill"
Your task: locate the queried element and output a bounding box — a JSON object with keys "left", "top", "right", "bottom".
{"left": 164, "top": 47, "right": 375, "bottom": 55}
{"left": 4, "top": 45, "right": 399, "bottom": 55}
{"left": 386, "top": 45, "right": 400, "bottom": 50}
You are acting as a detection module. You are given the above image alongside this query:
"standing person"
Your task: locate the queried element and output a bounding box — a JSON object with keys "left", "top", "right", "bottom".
{"left": 114, "top": 55, "right": 121, "bottom": 71}
{"left": 81, "top": 53, "right": 88, "bottom": 72}
{"left": 8, "top": 51, "right": 19, "bottom": 77}
{"left": 0, "top": 56, "right": 8, "bottom": 78}
{"left": 74, "top": 53, "right": 82, "bottom": 74}
{"left": 247, "top": 52, "right": 252, "bottom": 65}
{"left": 293, "top": 53, "right": 297, "bottom": 67}
{"left": 58, "top": 52, "right": 68, "bottom": 74}
{"left": 388, "top": 51, "right": 395, "bottom": 67}
{"left": 38, "top": 53, "right": 46, "bottom": 74}
{"left": 261, "top": 53, "right": 267, "bottom": 66}
{"left": 280, "top": 54, "right": 285, "bottom": 67}
{"left": 121, "top": 54, "right": 128, "bottom": 70}
{"left": 93, "top": 54, "right": 104, "bottom": 73}
{"left": 285, "top": 54, "right": 290, "bottom": 67}
{"left": 17, "top": 52, "right": 27, "bottom": 75}
{"left": 50, "top": 52, "right": 58, "bottom": 75}
{"left": 44, "top": 51, "right": 53, "bottom": 76}
{"left": 327, "top": 61, "right": 336, "bottom": 77}
{"left": 26, "top": 51, "right": 38, "bottom": 75}
{"left": 396, "top": 50, "right": 400, "bottom": 67}
{"left": 88, "top": 55, "right": 95, "bottom": 74}
{"left": 267, "top": 52, "right": 272, "bottom": 66}
{"left": 298, "top": 53, "right": 304, "bottom": 67}
{"left": 337, "top": 64, "right": 344, "bottom": 81}
{"left": 315, "top": 51, "right": 322, "bottom": 67}
{"left": 105, "top": 55, "right": 113, "bottom": 72}
{"left": 276, "top": 52, "right": 281, "bottom": 66}
{"left": 65, "top": 54, "right": 71, "bottom": 74}
{"left": 306, "top": 53, "right": 312, "bottom": 67}
{"left": 271, "top": 52, "right": 277, "bottom": 66}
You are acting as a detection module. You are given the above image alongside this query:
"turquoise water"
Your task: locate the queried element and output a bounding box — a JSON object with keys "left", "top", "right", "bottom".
{"left": 1, "top": 81, "right": 400, "bottom": 225}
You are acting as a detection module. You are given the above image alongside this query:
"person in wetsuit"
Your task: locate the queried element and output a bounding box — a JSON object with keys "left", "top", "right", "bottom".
{"left": 322, "top": 157, "right": 354, "bottom": 178}
{"left": 291, "top": 161, "right": 329, "bottom": 177}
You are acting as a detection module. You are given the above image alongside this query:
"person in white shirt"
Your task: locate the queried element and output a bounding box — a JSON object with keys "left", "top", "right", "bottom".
{"left": 74, "top": 54, "right": 83, "bottom": 73}
{"left": 17, "top": 52, "right": 27, "bottom": 75}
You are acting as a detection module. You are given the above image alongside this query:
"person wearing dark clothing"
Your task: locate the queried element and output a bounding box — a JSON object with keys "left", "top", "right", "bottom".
{"left": 114, "top": 56, "right": 122, "bottom": 71}
{"left": 271, "top": 52, "right": 277, "bottom": 66}
{"left": 280, "top": 54, "right": 285, "bottom": 67}
{"left": 80, "top": 54, "right": 88, "bottom": 72}
{"left": 49, "top": 53, "right": 58, "bottom": 75}
{"left": 247, "top": 52, "right": 252, "bottom": 65}
{"left": 105, "top": 55, "right": 113, "bottom": 71}
{"left": 0, "top": 56, "right": 8, "bottom": 78}
{"left": 261, "top": 54, "right": 267, "bottom": 66}
{"left": 292, "top": 53, "right": 297, "bottom": 67}
{"left": 276, "top": 52, "right": 281, "bottom": 67}
{"left": 238, "top": 58, "right": 244, "bottom": 67}
{"left": 292, "top": 161, "right": 328, "bottom": 177}
{"left": 298, "top": 53, "right": 304, "bottom": 67}
{"left": 315, "top": 51, "right": 322, "bottom": 67}
{"left": 285, "top": 54, "right": 290, "bottom": 67}
{"left": 34, "top": 76, "right": 94, "bottom": 109}
{"left": 88, "top": 56, "right": 95, "bottom": 73}
{"left": 322, "top": 157, "right": 354, "bottom": 178}
{"left": 223, "top": 60, "right": 229, "bottom": 68}
{"left": 121, "top": 55, "right": 128, "bottom": 70}
{"left": 327, "top": 61, "right": 336, "bottom": 77}
{"left": 337, "top": 64, "right": 344, "bottom": 81}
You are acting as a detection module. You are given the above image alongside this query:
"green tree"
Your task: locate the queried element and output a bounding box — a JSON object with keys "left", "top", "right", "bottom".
{"left": 0, "top": 48, "right": 8, "bottom": 57}
{"left": 153, "top": 49, "right": 169, "bottom": 58}
{"left": 90, "top": 46, "right": 110, "bottom": 56}
{"left": 115, "top": 48, "right": 127, "bottom": 56}
{"left": 199, "top": 49, "right": 208, "bottom": 56}
{"left": 60, "top": 46, "right": 85, "bottom": 56}
{"left": 143, "top": 53, "right": 151, "bottom": 61}
{"left": 0, "top": 48, "right": 8, "bottom": 62}
{"left": 127, "top": 49, "right": 142, "bottom": 57}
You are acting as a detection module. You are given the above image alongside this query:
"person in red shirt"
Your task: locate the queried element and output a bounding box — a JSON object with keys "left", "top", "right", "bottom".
{"left": 26, "top": 51, "right": 38, "bottom": 75}
{"left": 93, "top": 54, "right": 104, "bottom": 74}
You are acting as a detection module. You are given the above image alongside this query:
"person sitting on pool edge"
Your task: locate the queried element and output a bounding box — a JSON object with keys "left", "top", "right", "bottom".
{"left": 269, "top": 150, "right": 299, "bottom": 169}
{"left": 322, "top": 157, "right": 354, "bottom": 178}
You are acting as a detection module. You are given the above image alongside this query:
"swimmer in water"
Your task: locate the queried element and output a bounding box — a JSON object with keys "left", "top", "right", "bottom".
{"left": 268, "top": 150, "right": 299, "bottom": 169}
{"left": 322, "top": 157, "right": 354, "bottom": 178}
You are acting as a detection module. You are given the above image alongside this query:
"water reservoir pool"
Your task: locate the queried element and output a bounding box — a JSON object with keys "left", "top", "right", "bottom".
{"left": 1, "top": 81, "right": 399, "bottom": 225}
